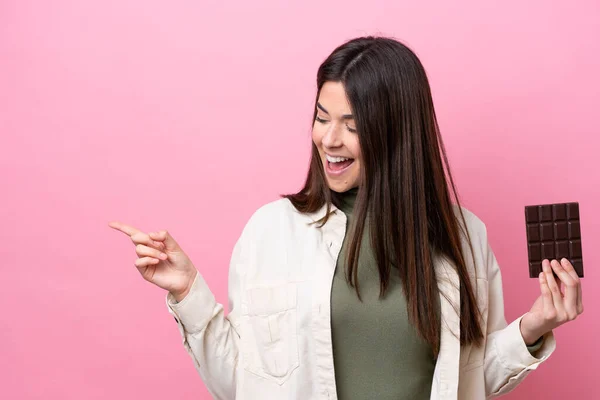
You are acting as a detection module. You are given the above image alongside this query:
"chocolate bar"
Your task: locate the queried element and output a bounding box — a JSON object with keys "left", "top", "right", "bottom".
{"left": 525, "top": 202, "right": 584, "bottom": 278}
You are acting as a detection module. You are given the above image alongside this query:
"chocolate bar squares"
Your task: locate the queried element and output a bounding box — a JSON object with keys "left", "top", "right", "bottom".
{"left": 525, "top": 202, "right": 584, "bottom": 278}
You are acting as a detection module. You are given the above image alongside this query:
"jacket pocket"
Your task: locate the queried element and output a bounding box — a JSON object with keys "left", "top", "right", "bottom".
{"left": 241, "top": 282, "right": 299, "bottom": 385}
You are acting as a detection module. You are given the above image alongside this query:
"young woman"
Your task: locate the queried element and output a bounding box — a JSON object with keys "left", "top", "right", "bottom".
{"left": 109, "top": 36, "right": 583, "bottom": 399}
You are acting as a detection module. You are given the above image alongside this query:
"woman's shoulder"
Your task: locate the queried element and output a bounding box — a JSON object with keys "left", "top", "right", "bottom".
{"left": 234, "top": 198, "right": 318, "bottom": 255}
{"left": 451, "top": 204, "right": 492, "bottom": 264}
{"left": 452, "top": 204, "right": 488, "bottom": 236}
{"left": 241, "top": 198, "right": 311, "bottom": 233}
{"left": 248, "top": 198, "right": 301, "bottom": 220}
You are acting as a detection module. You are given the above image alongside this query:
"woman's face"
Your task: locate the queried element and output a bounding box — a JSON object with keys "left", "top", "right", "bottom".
{"left": 312, "top": 81, "right": 362, "bottom": 193}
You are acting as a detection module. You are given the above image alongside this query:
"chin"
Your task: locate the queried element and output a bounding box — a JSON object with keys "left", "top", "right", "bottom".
{"left": 327, "top": 180, "right": 357, "bottom": 193}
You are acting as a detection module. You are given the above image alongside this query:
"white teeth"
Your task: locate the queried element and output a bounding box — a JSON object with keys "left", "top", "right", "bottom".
{"left": 326, "top": 154, "right": 352, "bottom": 163}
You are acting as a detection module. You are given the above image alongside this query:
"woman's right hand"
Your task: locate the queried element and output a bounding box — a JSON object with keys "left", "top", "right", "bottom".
{"left": 108, "top": 221, "right": 197, "bottom": 302}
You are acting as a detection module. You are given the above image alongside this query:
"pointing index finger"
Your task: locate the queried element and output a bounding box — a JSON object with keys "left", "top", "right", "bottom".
{"left": 108, "top": 221, "right": 140, "bottom": 237}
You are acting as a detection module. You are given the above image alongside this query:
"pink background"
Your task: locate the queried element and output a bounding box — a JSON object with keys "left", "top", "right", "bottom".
{"left": 1, "top": 1, "right": 598, "bottom": 398}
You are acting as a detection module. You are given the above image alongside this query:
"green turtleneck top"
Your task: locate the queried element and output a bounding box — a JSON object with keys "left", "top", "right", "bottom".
{"left": 329, "top": 188, "right": 543, "bottom": 399}
{"left": 330, "top": 187, "right": 436, "bottom": 400}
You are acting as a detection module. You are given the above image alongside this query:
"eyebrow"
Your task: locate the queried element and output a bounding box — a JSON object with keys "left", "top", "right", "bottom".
{"left": 317, "top": 102, "right": 354, "bottom": 120}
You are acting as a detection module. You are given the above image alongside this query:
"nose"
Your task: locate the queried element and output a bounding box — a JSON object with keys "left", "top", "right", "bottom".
{"left": 321, "top": 123, "right": 343, "bottom": 148}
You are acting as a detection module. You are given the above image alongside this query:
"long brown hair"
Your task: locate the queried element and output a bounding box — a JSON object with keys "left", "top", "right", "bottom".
{"left": 282, "top": 36, "right": 483, "bottom": 357}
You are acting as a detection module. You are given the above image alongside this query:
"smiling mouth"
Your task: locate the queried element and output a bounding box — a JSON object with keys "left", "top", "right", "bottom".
{"left": 328, "top": 158, "right": 354, "bottom": 170}
{"left": 325, "top": 156, "right": 355, "bottom": 176}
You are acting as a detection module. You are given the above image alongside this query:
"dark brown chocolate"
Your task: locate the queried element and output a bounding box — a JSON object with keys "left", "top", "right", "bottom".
{"left": 525, "top": 202, "right": 584, "bottom": 278}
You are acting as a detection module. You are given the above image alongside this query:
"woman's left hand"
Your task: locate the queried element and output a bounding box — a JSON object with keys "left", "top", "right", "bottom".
{"left": 520, "top": 258, "right": 584, "bottom": 345}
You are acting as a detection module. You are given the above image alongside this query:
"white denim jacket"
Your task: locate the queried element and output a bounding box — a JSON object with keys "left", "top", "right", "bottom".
{"left": 165, "top": 199, "right": 556, "bottom": 400}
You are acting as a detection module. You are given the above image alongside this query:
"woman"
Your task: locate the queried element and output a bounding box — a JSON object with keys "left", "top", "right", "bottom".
{"left": 109, "top": 36, "right": 583, "bottom": 399}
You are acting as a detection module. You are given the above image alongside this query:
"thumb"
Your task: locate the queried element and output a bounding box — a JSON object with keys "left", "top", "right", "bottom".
{"left": 149, "top": 230, "right": 180, "bottom": 251}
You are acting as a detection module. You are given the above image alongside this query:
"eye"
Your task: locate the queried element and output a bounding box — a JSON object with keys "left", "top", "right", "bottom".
{"left": 315, "top": 115, "right": 356, "bottom": 133}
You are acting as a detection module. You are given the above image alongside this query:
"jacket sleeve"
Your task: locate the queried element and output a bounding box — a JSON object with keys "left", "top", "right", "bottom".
{"left": 482, "top": 232, "right": 557, "bottom": 398}
{"left": 165, "top": 233, "right": 245, "bottom": 400}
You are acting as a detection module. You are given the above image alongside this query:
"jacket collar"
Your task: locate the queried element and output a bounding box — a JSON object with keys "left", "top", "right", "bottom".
{"left": 306, "top": 202, "right": 340, "bottom": 224}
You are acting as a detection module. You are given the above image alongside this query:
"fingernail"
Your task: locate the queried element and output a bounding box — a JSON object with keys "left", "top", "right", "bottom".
{"left": 160, "top": 253, "right": 168, "bottom": 259}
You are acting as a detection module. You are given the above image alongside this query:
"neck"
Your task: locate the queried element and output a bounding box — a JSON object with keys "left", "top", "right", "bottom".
{"left": 336, "top": 187, "right": 359, "bottom": 215}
